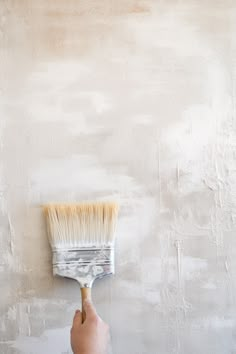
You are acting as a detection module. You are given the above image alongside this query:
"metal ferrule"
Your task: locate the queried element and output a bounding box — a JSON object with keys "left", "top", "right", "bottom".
{"left": 52, "top": 247, "right": 115, "bottom": 288}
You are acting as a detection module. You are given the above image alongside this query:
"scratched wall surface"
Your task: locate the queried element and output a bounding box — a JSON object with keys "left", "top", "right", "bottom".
{"left": 1, "top": 1, "right": 236, "bottom": 353}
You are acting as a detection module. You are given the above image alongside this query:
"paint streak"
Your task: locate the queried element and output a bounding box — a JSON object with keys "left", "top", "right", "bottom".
{"left": 7, "top": 214, "right": 14, "bottom": 255}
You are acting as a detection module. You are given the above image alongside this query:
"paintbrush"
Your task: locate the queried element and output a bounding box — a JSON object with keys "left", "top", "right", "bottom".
{"left": 43, "top": 202, "right": 119, "bottom": 321}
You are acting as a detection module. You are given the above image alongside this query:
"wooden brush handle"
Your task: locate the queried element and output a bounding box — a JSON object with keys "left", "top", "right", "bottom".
{"left": 81, "top": 287, "right": 91, "bottom": 323}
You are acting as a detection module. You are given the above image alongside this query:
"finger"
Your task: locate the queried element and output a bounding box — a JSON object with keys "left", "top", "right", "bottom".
{"left": 73, "top": 309, "right": 82, "bottom": 327}
{"left": 83, "top": 299, "right": 98, "bottom": 320}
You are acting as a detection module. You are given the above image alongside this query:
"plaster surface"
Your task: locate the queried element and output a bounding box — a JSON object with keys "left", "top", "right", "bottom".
{"left": 1, "top": 1, "right": 236, "bottom": 353}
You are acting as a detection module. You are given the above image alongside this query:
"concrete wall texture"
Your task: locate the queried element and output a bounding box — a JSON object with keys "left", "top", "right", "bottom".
{"left": 1, "top": 1, "right": 236, "bottom": 353}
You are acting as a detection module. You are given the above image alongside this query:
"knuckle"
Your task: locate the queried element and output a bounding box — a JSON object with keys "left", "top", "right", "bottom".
{"left": 93, "top": 316, "right": 99, "bottom": 325}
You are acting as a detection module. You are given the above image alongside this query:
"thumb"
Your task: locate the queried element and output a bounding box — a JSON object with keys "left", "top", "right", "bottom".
{"left": 72, "top": 309, "right": 82, "bottom": 328}
{"left": 83, "top": 299, "right": 97, "bottom": 319}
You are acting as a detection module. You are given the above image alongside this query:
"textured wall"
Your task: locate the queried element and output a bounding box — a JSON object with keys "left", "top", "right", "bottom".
{"left": 1, "top": 1, "right": 236, "bottom": 353}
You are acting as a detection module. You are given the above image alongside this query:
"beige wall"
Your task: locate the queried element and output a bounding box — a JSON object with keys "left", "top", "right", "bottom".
{"left": 1, "top": 1, "right": 236, "bottom": 353}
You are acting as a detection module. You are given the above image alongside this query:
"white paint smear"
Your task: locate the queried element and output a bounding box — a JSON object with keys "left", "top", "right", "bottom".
{"left": 10, "top": 327, "right": 72, "bottom": 354}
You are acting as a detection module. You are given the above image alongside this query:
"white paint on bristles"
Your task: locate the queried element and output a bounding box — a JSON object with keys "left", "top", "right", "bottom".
{"left": 44, "top": 202, "right": 119, "bottom": 248}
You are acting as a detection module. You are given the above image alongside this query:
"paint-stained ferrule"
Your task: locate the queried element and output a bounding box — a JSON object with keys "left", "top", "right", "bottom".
{"left": 52, "top": 247, "right": 115, "bottom": 288}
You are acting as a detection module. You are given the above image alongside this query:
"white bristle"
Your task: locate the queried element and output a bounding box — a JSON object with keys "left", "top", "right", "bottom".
{"left": 44, "top": 202, "right": 119, "bottom": 249}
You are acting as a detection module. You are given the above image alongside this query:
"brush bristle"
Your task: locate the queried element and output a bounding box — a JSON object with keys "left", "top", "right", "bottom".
{"left": 43, "top": 202, "right": 119, "bottom": 249}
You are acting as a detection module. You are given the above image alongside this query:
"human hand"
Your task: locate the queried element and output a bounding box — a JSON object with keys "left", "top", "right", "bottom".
{"left": 71, "top": 299, "right": 110, "bottom": 354}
